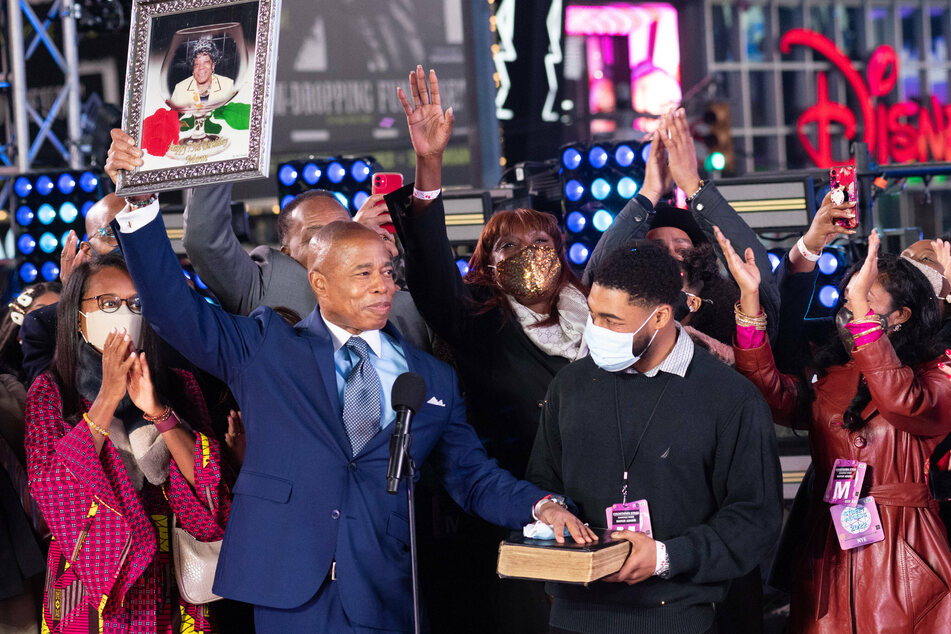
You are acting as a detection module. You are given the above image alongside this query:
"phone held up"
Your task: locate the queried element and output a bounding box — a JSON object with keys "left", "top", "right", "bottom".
{"left": 830, "top": 164, "right": 858, "bottom": 229}
{"left": 372, "top": 173, "right": 404, "bottom": 233}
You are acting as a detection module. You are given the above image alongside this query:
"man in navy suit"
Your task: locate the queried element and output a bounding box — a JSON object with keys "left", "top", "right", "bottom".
{"left": 105, "top": 153, "right": 594, "bottom": 630}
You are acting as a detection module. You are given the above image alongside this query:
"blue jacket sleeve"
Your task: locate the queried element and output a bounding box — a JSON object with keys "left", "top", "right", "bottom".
{"left": 114, "top": 213, "right": 267, "bottom": 383}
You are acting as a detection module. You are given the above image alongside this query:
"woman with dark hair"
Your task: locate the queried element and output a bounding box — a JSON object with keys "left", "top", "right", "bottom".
{"left": 717, "top": 227, "right": 951, "bottom": 632}
{"left": 0, "top": 282, "right": 61, "bottom": 377}
{"left": 25, "top": 253, "right": 229, "bottom": 633}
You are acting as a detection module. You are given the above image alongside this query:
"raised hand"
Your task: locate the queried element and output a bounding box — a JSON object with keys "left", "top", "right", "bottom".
{"left": 225, "top": 409, "right": 246, "bottom": 465}
{"left": 59, "top": 230, "right": 90, "bottom": 284}
{"left": 931, "top": 238, "right": 951, "bottom": 282}
{"left": 127, "top": 351, "right": 163, "bottom": 418}
{"left": 397, "top": 66, "right": 454, "bottom": 160}
{"left": 803, "top": 191, "right": 857, "bottom": 253}
{"left": 105, "top": 129, "right": 144, "bottom": 185}
{"left": 662, "top": 109, "right": 702, "bottom": 197}
{"left": 714, "top": 225, "right": 761, "bottom": 316}
{"left": 845, "top": 229, "right": 880, "bottom": 317}
{"left": 638, "top": 131, "right": 672, "bottom": 206}
{"left": 353, "top": 193, "right": 398, "bottom": 257}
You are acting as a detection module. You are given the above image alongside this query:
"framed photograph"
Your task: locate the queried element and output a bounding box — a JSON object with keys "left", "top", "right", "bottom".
{"left": 116, "top": 0, "right": 280, "bottom": 196}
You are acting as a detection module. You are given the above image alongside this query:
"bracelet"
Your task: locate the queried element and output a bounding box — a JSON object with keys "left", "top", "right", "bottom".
{"left": 413, "top": 187, "right": 441, "bottom": 201}
{"left": 796, "top": 237, "right": 821, "bottom": 262}
{"left": 84, "top": 413, "right": 109, "bottom": 437}
{"left": 128, "top": 193, "right": 158, "bottom": 209}
{"left": 143, "top": 405, "right": 172, "bottom": 423}
{"left": 685, "top": 180, "right": 705, "bottom": 203}
{"left": 153, "top": 411, "right": 180, "bottom": 434}
{"left": 854, "top": 329, "right": 885, "bottom": 351}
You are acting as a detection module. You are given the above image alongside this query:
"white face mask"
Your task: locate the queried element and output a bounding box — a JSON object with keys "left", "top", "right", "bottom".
{"left": 79, "top": 305, "right": 144, "bottom": 353}
{"left": 584, "top": 309, "right": 658, "bottom": 372}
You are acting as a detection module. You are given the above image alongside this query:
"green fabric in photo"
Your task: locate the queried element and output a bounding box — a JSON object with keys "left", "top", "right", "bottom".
{"left": 180, "top": 116, "right": 195, "bottom": 131}
{"left": 211, "top": 102, "right": 251, "bottom": 130}
{"left": 204, "top": 118, "right": 223, "bottom": 135}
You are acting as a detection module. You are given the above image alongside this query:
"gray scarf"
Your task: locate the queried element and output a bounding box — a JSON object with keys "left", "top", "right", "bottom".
{"left": 76, "top": 343, "right": 170, "bottom": 490}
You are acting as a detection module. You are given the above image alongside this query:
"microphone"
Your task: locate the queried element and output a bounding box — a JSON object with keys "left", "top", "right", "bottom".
{"left": 387, "top": 372, "right": 427, "bottom": 494}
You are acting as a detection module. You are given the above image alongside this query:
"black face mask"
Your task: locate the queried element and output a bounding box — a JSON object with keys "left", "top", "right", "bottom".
{"left": 673, "top": 291, "right": 691, "bottom": 322}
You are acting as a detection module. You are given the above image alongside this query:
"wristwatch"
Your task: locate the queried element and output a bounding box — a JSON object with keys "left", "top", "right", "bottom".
{"left": 533, "top": 494, "right": 567, "bottom": 520}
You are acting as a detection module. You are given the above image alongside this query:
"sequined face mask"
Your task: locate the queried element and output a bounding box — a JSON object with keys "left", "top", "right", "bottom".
{"left": 491, "top": 245, "right": 562, "bottom": 302}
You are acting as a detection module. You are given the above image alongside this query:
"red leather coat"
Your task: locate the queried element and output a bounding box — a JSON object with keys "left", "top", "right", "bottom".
{"left": 735, "top": 336, "right": 951, "bottom": 633}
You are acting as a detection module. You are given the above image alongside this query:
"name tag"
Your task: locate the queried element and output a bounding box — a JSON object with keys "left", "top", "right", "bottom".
{"left": 823, "top": 458, "right": 867, "bottom": 506}
{"left": 606, "top": 500, "right": 652, "bottom": 536}
{"left": 830, "top": 496, "right": 884, "bottom": 550}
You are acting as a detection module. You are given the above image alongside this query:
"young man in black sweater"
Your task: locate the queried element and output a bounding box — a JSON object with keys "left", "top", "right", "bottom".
{"left": 527, "top": 241, "right": 782, "bottom": 634}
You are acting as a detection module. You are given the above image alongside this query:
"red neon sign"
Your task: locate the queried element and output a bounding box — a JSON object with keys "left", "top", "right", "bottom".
{"left": 781, "top": 29, "right": 950, "bottom": 167}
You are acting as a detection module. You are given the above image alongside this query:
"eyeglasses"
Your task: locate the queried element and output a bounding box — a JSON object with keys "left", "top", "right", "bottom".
{"left": 81, "top": 293, "right": 142, "bottom": 314}
{"left": 96, "top": 226, "right": 116, "bottom": 240}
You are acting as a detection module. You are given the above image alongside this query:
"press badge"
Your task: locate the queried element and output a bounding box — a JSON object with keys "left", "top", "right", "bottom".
{"left": 830, "top": 496, "right": 884, "bottom": 550}
{"left": 823, "top": 458, "right": 867, "bottom": 506}
{"left": 606, "top": 500, "right": 652, "bottom": 536}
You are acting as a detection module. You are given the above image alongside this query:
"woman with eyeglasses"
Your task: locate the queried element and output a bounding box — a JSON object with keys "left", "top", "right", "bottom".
{"left": 24, "top": 253, "right": 230, "bottom": 633}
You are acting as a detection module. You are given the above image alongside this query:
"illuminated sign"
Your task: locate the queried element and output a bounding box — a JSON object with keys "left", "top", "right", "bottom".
{"left": 782, "top": 29, "right": 951, "bottom": 167}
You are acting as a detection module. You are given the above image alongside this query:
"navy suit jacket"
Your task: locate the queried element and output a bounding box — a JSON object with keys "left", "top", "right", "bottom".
{"left": 115, "top": 215, "right": 545, "bottom": 631}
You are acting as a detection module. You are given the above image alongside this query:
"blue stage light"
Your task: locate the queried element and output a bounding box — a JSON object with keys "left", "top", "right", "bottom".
{"left": 59, "top": 202, "right": 79, "bottom": 223}
{"left": 455, "top": 259, "right": 470, "bottom": 276}
{"left": 593, "top": 210, "right": 614, "bottom": 232}
{"left": 351, "top": 161, "right": 371, "bottom": 182}
{"left": 327, "top": 162, "right": 346, "bottom": 184}
{"left": 568, "top": 242, "right": 590, "bottom": 265}
{"left": 61, "top": 231, "right": 72, "bottom": 246}
{"left": 81, "top": 201, "right": 94, "bottom": 217}
{"left": 280, "top": 194, "right": 295, "bottom": 209}
{"left": 641, "top": 143, "right": 653, "bottom": 164}
{"left": 37, "top": 204, "right": 56, "bottom": 225}
{"left": 14, "top": 177, "right": 32, "bottom": 197}
{"left": 565, "top": 179, "right": 584, "bottom": 202}
{"left": 352, "top": 191, "right": 369, "bottom": 210}
{"left": 41, "top": 261, "right": 60, "bottom": 282}
{"left": 566, "top": 211, "right": 586, "bottom": 233}
{"left": 15, "top": 206, "right": 34, "bottom": 226}
{"left": 194, "top": 274, "right": 208, "bottom": 290}
{"left": 562, "top": 148, "right": 582, "bottom": 170}
{"left": 617, "top": 177, "right": 638, "bottom": 199}
{"left": 818, "top": 252, "right": 839, "bottom": 276}
{"left": 35, "top": 175, "right": 54, "bottom": 196}
{"left": 17, "top": 234, "right": 36, "bottom": 255}
{"left": 278, "top": 164, "right": 298, "bottom": 186}
{"left": 302, "top": 162, "right": 321, "bottom": 185}
{"left": 79, "top": 171, "right": 99, "bottom": 193}
{"left": 333, "top": 192, "right": 348, "bottom": 207}
{"left": 57, "top": 173, "right": 76, "bottom": 194}
{"left": 19, "top": 263, "right": 38, "bottom": 283}
{"left": 818, "top": 285, "right": 840, "bottom": 308}
{"left": 39, "top": 232, "right": 58, "bottom": 254}
{"left": 614, "top": 144, "right": 635, "bottom": 167}
{"left": 588, "top": 146, "right": 608, "bottom": 169}
{"left": 591, "top": 178, "right": 611, "bottom": 201}
{"left": 768, "top": 252, "right": 781, "bottom": 272}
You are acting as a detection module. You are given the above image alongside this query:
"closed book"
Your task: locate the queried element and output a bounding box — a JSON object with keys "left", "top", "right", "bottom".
{"left": 496, "top": 530, "right": 631, "bottom": 585}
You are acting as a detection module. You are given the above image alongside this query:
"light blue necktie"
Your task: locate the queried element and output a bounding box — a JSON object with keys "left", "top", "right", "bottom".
{"left": 341, "top": 337, "right": 382, "bottom": 455}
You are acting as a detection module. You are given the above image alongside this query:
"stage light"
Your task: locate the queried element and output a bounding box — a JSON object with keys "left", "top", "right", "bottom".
{"left": 705, "top": 152, "right": 726, "bottom": 172}
{"left": 302, "top": 163, "right": 321, "bottom": 185}
{"left": 16, "top": 206, "right": 34, "bottom": 226}
{"left": 194, "top": 274, "right": 208, "bottom": 290}
{"left": 39, "top": 232, "right": 59, "bottom": 254}
{"left": 566, "top": 211, "right": 586, "bottom": 233}
{"left": 818, "top": 252, "right": 839, "bottom": 276}
{"left": 41, "top": 261, "right": 59, "bottom": 282}
{"left": 591, "top": 178, "right": 611, "bottom": 200}
{"left": 57, "top": 173, "right": 76, "bottom": 194}
{"left": 59, "top": 202, "right": 79, "bottom": 224}
{"left": 327, "top": 162, "right": 346, "bottom": 184}
{"left": 562, "top": 147, "right": 582, "bottom": 170}
{"left": 614, "top": 144, "right": 634, "bottom": 168}
{"left": 455, "top": 259, "right": 470, "bottom": 276}
{"left": 17, "top": 234, "right": 36, "bottom": 255}
{"left": 281, "top": 194, "right": 295, "bottom": 209}
{"left": 81, "top": 201, "right": 94, "bottom": 217}
{"left": 333, "top": 192, "right": 348, "bottom": 207}
{"left": 818, "top": 285, "right": 839, "bottom": 308}
{"left": 568, "top": 242, "right": 590, "bottom": 265}
{"left": 768, "top": 252, "right": 781, "bottom": 272}
{"left": 35, "top": 175, "right": 54, "bottom": 196}
{"left": 352, "top": 191, "right": 369, "bottom": 210}
{"left": 617, "top": 177, "right": 638, "bottom": 199}
{"left": 592, "top": 210, "right": 614, "bottom": 232}
{"left": 278, "top": 164, "right": 298, "bottom": 186}
{"left": 14, "top": 177, "right": 32, "bottom": 197}
{"left": 350, "top": 161, "right": 371, "bottom": 183}
{"left": 565, "top": 179, "right": 585, "bottom": 202}
{"left": 588, "top": 146, "right": 608, "bottom": 169}
{"left": 19, "top": 263, "right": 38, "bottom": 283}
{"left": 37, "top": 204, "right": 56, "bottom": 225}
{"left": 641, "top": 143, "right": 653, "bottom": 164}
{"left": 60, "top": 231, "right": 72, "bottom": 246}
{"left": 79, "top": 171, "right": 99, "bottom": 193}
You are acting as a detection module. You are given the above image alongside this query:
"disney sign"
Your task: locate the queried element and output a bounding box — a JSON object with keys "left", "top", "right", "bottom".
{"left": 781, "top": 28, "right": 951, "bottom": 167}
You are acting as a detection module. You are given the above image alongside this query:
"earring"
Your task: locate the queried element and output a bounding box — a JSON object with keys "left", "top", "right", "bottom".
{"left": 893, "top": 323, "right": 902, "bottom": 332}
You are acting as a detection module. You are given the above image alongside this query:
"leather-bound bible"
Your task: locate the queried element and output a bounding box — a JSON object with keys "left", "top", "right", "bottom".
{"left": 497, "top": 531, "right": 631, "bottom": 585}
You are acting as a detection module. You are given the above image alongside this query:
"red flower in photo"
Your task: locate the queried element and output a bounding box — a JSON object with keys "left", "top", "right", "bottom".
{"left": 141, "top": 108, "right": 182, "bottom": 157}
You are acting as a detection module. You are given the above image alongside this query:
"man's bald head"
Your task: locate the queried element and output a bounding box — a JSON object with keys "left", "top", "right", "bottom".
{"left": 84, "top": 193, "right": 126, "bottom": 255}
{"left": 279, "top": 190, "right": 351, "bottom": 265}
{"left": 308, "top": 221, "right": 382, "bottom": 272}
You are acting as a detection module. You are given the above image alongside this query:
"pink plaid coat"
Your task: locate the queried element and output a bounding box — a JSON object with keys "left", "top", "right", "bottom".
{"left": 26, "top": 370, "right": 230, "bottom": 633}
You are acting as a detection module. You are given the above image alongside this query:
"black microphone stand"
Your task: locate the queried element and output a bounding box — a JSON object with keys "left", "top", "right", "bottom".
{"left": 388, "top": 422, "right": 421, "bottom": 634}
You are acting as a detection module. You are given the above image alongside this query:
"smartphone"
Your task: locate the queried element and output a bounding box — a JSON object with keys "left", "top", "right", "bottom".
{"left": 830, "top": 164, "right": 858, "bottom": 229}
{"left": 371, "top": 172, "right": 404, "bottom": 233}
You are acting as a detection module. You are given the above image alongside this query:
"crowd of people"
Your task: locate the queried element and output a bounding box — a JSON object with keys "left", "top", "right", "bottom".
{"left": 1, "top": 64, "right": 950, "bottom": 634}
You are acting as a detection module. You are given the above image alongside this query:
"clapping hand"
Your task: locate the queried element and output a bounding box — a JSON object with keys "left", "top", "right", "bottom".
{"left": 98, "top": 329, "right": 137, "bottom": 406}
{"left": 397, "top": 66, "right": 454, "bottom": 161}
{"left": 59, "top": 230, "right": 90, "bottom": 284}
{"left": 660, "top": 109, "right": 702, "bottom": 197}
{"left": 127, "top": 351, "right": 163, "bottom": 419}
{"left": 714, "top": 225, "right": 761, "bottom": 316}
{"left": 638, "top": 131, "right": 673, "bottom": 206}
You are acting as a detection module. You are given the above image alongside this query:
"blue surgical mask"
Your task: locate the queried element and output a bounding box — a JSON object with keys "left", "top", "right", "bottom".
{"left": 584, "top": 309, "right": 658, "bottom": 372}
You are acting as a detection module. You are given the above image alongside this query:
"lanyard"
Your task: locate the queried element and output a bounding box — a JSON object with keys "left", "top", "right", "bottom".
{"left": 614, "top": 373, "right": 674, "bottom": 503}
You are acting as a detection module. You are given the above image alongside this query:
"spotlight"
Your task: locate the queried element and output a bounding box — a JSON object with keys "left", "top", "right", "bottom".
{"left": 39, "top": 232, "right": 59, "bottom": 254}
{"left": 57, "top": 173, "right": 76, "bottom": 194}
{"left": 591, "top": 178, "right": 611, "bottom": 201}
{"left": 41, "top": 261, "right": 60, "bottom": 282}
{"left": 276, "top": 156, "right": 379, "bottom": 214}
{"left": 35, "top": 175, "right": 54, "bottom": 196}
{"left": 14, "top": 177, "right": 32, "bottom": 197}
{"left": 818, "top": 252, "right": 839, "bottom": 276}
{"left": 19, "top": 263, "right": 38, "bottom": 283}
{"left": 327, "top": 162, "right": 346, "bottom": 184}
{"left": 641, "top": 143, "right": 653, "bottom": 164}
{"left": 280, "top": 194, "right": 295, "bottom": 209}
{"left": 566, "top": 211, "right": 586, "bottom": 233}
{"left": 617, "top": 177, "right": 638, "bottom": 199}
{"left": 705, "top": 152, "right": 726, "bottom": 172}
{"left": 818, "top": 285, "right": 839, "bottom": 308}
{"left": 79, "top": 171, "right": 99, "bottom": 193}
{"left": 278, "top": 164, "right": 298, "bottom": 186}
{"left": 592, "top": 210, "right": 614, "bottom": 232}
{"left": 455, "top": 259, "right": 470, "bottom": 276}
{"left": 350, "top": 161, "right": 371, "bottom": 183}
{"left": 562, "top": 147, "right": 582, "bottom": 171}
{"left": 333, "top": 192, "right": 348, "bottom": 207}
{"left": 614, "top": 144, "right": 635, "bottom": 168}
{"left": 81, "top": 201, "right": 94, "bottom": 217}
{"left": 37, "top": 204, "right": 56, "bottom": 225}
{"left": 302, "top": 163, "right": 321, "bottom": 185}
{"left": 17, "top": 235, "right": 36, "bottom": 255}
{"left": 16, "top": 206, "right": 34, "bottom": 226}
{"left": 352, "top": 191, "right": 369, "bottom": 210}
{"left": 767, "top": 252, "right": 781, "bottom": 272}
{"left": 588, "top": 146, "right": 608, "bottom": 169}
{"left": 59, "top": 202, "right": 79, "bottom": 224}
{"left": 568, "top": 242, "right": 590, "bottom": 265}
{"left": 565, "top": 179, "right": 585, "bottom": 202}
